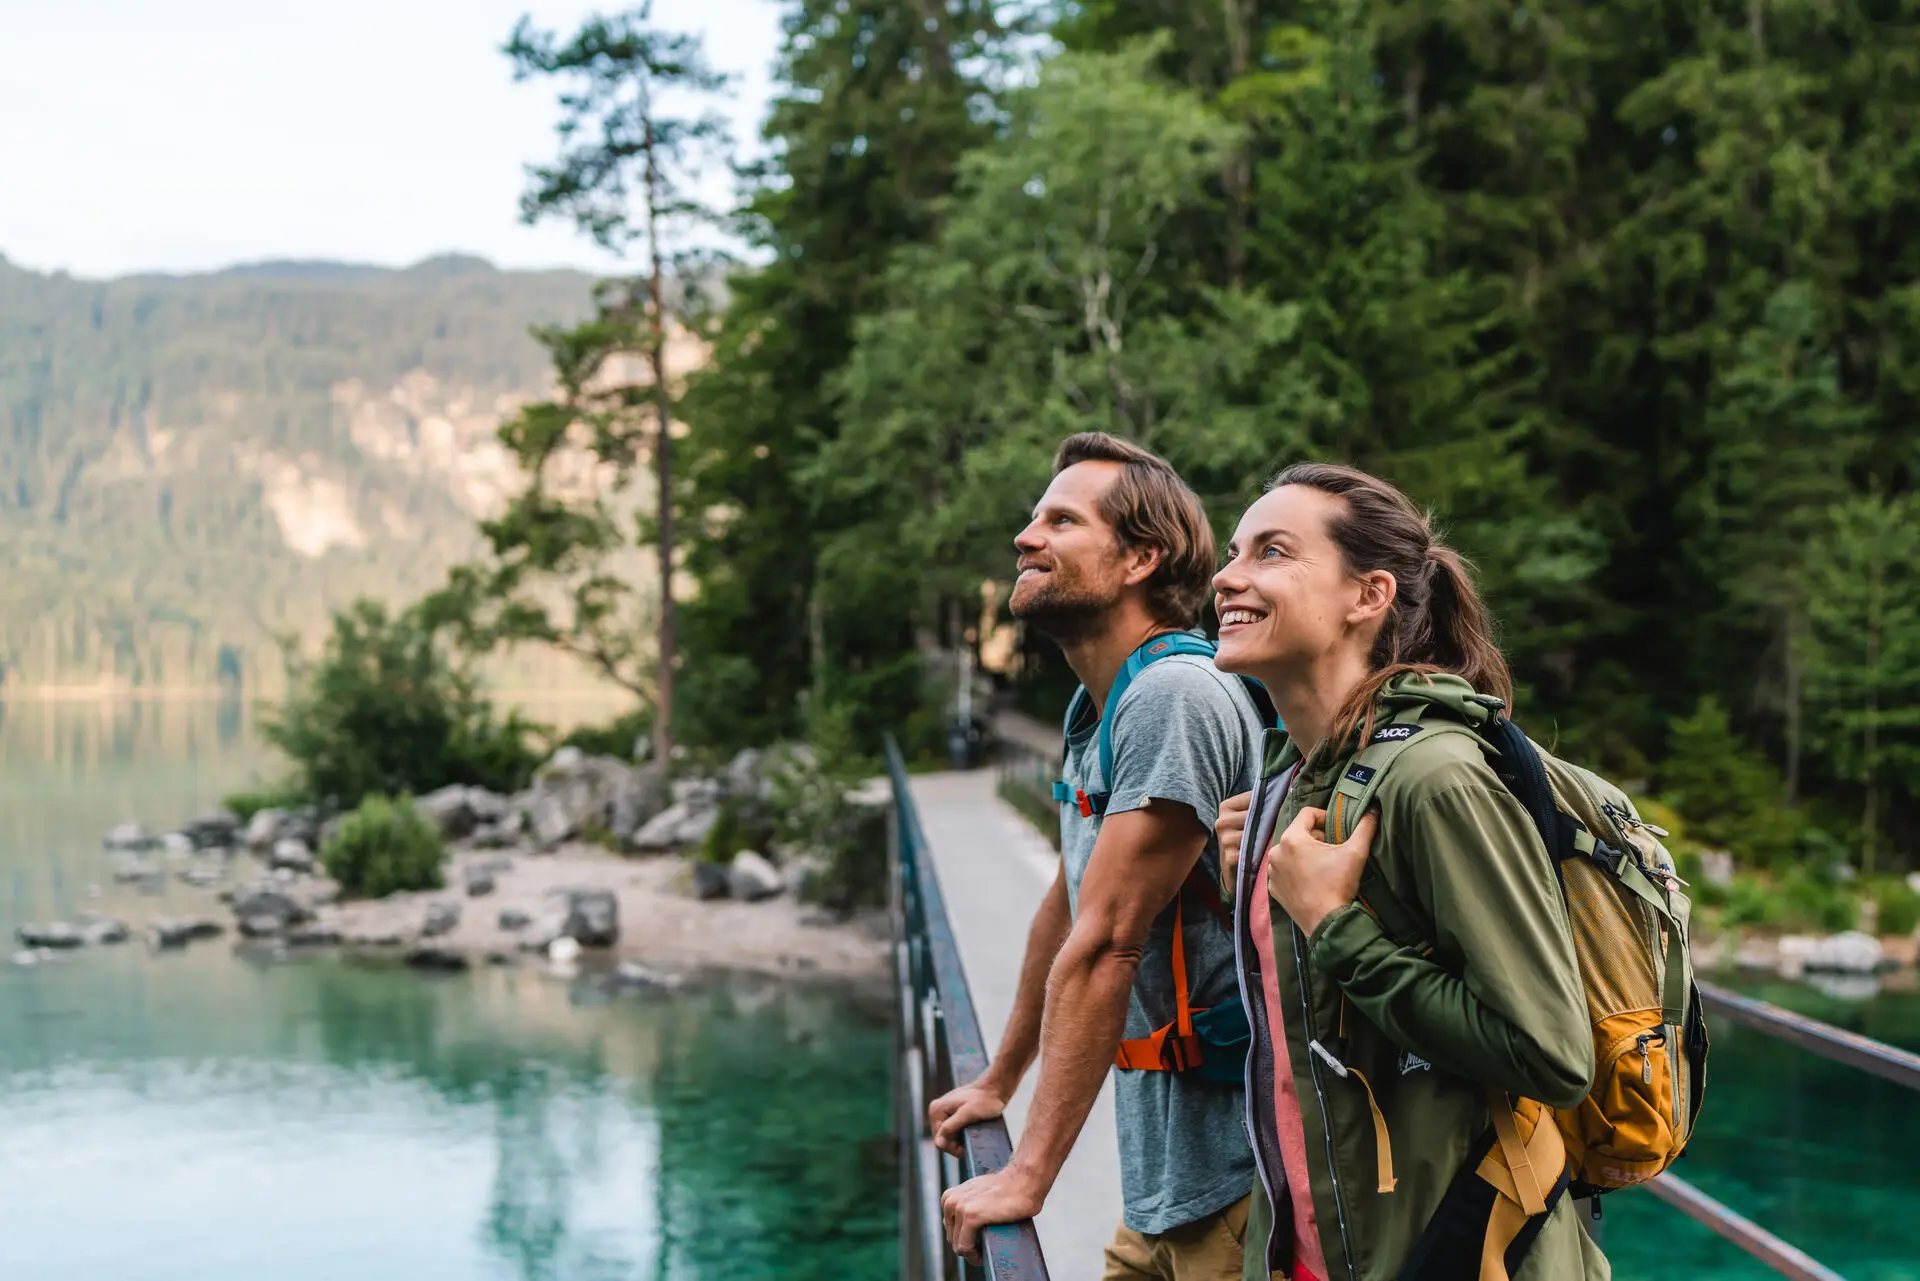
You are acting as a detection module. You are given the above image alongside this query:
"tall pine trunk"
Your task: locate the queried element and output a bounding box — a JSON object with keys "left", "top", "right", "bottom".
{"left": 645, "top": 116, "right": 676, "bottom": 766}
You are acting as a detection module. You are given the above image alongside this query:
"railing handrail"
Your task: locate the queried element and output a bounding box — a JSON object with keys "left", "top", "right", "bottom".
{"left": 887, "top": 739, "right": 1050, "bottom": 1281}
{"left": 1698, "top": 979, "right": 1920, "bottom": 1092}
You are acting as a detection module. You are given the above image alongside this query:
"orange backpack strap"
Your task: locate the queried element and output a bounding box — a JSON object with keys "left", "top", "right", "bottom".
{"left": 1113, "top": 897, "right": 1205, "bottom": 1071}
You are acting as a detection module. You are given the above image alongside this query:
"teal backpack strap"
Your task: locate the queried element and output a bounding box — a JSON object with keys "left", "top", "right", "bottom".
{"left": 1054, "top": 686, "right": 1090, "bottom": 808}
{"left": 1052, "top": 632, "right": 1219, "bottom": 818}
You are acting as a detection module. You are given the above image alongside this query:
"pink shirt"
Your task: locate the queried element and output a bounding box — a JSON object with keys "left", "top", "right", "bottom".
{"left": 1250, "top": 855, "right": 1328, "bottom": 1281}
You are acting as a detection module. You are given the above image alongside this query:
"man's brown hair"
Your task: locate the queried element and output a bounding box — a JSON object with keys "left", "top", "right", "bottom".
{"left": 1053, "top": 432, "right": 1216, "bottom": 628}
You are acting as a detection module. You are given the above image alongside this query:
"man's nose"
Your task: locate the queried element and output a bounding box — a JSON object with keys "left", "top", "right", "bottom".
{"left": 1014, "top": 520, "right": 1045, "bottom": 553}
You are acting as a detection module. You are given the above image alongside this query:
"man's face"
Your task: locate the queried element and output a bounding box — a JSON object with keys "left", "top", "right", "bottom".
{"left": 1010, "top": 460, "right": 1133, "bottom": 643}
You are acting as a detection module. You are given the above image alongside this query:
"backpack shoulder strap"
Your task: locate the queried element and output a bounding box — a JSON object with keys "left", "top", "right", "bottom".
{"left": 1325, "top": 704, "right": 1483, "bottom": 843}
{"left": 1325, "top": 704, "right": 1483, "bottom": 949}
{"left": 1088, "top": 632, "right": 1216, "bottom": 815}
{"left": 1053, "top": 686, "right": 1091, "bottom": 808}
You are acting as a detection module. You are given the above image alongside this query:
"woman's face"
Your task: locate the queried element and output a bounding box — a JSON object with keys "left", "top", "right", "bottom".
{"left": 1213, "top": 484, "right": 1378, "bottom": 677}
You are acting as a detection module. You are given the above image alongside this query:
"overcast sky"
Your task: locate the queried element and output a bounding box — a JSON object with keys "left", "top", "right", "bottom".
{"left": 0, "top": 0, "right": 782, "bottom": 279}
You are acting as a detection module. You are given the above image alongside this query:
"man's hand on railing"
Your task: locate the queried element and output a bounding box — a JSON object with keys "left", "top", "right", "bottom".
{"left": 941, "top": 1163, "right": 1046, "bottom": 1265}
{"left": 1215, "top": 790, "right": 1252, "bottom": 897}
{"left": 928, "top": 1075, "right": 1011, "bottom": 1157}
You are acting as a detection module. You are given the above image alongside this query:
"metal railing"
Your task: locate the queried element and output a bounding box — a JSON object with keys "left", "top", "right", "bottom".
{"left": 1638, "top": 980, "right": 1920, "bottom": 1279}
{"left": 887, "top": 738, "right": 1050, "bottom": 1281}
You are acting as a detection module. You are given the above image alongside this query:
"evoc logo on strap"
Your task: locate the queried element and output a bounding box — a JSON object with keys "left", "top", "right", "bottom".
{"left": 1371, "top": 723, "right": 1425, "bottom": 744}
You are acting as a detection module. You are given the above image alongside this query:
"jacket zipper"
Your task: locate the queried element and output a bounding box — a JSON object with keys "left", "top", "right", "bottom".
{"left": 1291, "top": 921, "right": 1359, "bottom": 1281}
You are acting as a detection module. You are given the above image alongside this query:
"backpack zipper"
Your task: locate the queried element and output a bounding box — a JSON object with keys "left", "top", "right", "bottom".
{"left": 1635, "top": 1029, "right": 1667, "bottom": 1086}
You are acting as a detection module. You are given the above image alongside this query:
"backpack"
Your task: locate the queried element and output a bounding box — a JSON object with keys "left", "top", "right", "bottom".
{"left": 1322, "top": 692, "right": 1709, "bottom": 1211}
{"left": 1054, "top": 630, "right": 1275, "bottom": 1084}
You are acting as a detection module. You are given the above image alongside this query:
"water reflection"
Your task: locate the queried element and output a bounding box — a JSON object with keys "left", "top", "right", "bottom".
{"left": 0, "top": 699, "right": 896, "bottom": 1281}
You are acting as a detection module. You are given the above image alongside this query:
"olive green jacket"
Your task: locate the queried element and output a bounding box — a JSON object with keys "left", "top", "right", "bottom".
{"left": 1237, "top": 674, "right": 1608, "bottom": 1281}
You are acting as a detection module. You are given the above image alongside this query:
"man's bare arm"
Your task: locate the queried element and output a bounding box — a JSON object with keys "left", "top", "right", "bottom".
{"left": 929, "top": 864, "right": 1072, "bottom": 1155}
{"left": 940, "top": 799, "right": 1207, "bottom": 1255}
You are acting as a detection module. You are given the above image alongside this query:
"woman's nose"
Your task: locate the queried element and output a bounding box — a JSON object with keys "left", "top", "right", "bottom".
{"left": 1212, "top": 559, "right": 1246, "bottom": 594}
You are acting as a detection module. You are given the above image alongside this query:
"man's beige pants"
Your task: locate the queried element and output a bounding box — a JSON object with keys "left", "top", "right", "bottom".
{"left": 1100, "top": 1194, "right": 1251, "bottom": 1280}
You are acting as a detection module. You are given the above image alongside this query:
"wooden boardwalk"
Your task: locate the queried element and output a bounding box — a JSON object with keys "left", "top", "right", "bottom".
{"left": 908, "top": 768, "right": 1123, "bottom": 1280}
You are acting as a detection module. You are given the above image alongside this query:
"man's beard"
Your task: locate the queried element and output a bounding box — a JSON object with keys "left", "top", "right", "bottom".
{"left": 1011, "top": 573, "right": 1111, "bottom": 647}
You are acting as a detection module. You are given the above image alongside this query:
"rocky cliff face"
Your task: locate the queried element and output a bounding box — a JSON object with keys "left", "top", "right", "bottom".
{"left": 0, "top": 254, "right": 663, "bottom": 696}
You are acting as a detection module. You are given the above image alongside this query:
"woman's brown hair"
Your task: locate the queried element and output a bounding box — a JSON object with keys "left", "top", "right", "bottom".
{"left": 1266, "top": 461, "right": 1513, "bottom": 745}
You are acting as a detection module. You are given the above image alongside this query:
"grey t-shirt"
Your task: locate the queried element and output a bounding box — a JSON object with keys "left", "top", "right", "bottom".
{"left": 1061, "top": 651, "right": 1263, "bottom": 1234}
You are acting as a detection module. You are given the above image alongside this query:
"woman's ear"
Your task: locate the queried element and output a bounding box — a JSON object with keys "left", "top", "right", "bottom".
{"left": 1347, "top": 570, "right": 1397, "bottom": 628}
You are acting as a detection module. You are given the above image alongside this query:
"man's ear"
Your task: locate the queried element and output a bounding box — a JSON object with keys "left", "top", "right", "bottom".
{"left": 1347, "top": 570, "right": 1397, "bottom": 628}
{"left": 1121, "top": 543, "right": 1162, "bottom": 588}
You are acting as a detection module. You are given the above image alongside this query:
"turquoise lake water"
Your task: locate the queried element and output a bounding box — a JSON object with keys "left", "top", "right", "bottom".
{"left": 3, "top": 697, "right": 1915, "bottom": 1279}
{"left": 0, "top": 700, "right": 896, "bottom": 1281}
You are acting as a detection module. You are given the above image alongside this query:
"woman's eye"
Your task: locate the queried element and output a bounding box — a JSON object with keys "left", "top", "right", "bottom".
{"left": 1261, "top": 545, "right": 1282, "bottom": 559}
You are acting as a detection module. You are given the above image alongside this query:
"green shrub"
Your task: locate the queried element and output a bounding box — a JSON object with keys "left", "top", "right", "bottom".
{"left": 1780, "top": 871, "right": 1859, "bottom": 933}
{"left": 322, "top": 794, "right": 446, "bottom": 899}
{"left": 1659, "top": 699, "right": 1802, "bottom": 866}
{"left": 222, "top": 783, "right": 308, "bottom": 823}
{"left": 560, "top": 706, "right": 654, "bottom": 761}
{"left": 697, "top": 792, "right": 777, "bottom": 866}
{"left": 263, "top": 599, "right": 544, "bottom": 809}
{"left": 766, "top": 705, "right": 887, "bottom": 910}
{"left": 1720, "top": 877, "right": 1782, "bottom": 929}
{"left": 1870, "top": 878, "right": 1920, "bottom": 935}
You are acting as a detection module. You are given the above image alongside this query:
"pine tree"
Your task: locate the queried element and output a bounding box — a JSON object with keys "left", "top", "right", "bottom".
{"left": 673, "top": 0, "right": 1005, "bottom": 749}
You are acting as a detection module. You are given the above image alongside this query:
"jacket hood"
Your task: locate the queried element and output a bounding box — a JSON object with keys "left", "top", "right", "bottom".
{"left": 1371, "top": 669, "right": 1502, "bottom": 729}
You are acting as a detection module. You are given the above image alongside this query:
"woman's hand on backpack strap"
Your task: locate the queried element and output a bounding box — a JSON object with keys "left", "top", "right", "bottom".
{"left": 1215, "top": 791, "right": 1252, "bottom": 898}
{"left": 1269, "top": 805, "right": 1378, "bottom": 937}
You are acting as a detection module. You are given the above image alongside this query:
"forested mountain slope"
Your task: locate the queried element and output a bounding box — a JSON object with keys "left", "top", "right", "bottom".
{"left": 0, "top": 253, "right": 596, "bottom": 694}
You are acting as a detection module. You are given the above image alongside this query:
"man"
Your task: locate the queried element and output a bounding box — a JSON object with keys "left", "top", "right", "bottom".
{"left": 931, "top": 432, "right": 1265, "bottom": 1279}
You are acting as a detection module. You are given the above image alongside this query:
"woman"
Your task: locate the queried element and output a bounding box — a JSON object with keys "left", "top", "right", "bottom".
{"left": 1210, "top": 463, "right": 1605, "bottom": 1281}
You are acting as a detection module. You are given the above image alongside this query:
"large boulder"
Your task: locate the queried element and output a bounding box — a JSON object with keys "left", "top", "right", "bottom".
{"left": 421, "top": 900, "right": 462, "bottom": 938}
{"left": 112, "top": 858, "right": 164, "bottom": 885}
{"left": 725, "top": 749, "right": 764, "bottom": 798}
{"left": 239, "top": 914, "right": 288, "bottom": 938}
{"left": 609, "top": 764, "right": 670, "bottom": 844}
{"left": 469, "top": 820, "right": 523, "bottom": 850}
{"left": 631, "top": 801, "right": 718, "bottom": 854}
{"left": 16, "top": 923, "right": 85, "bottom": 949}
{"left": 1804, "top": 931, "right": 1885, "bottom": 974}
{"left": 563, "top": 889, "right": 619, "bottom": 947}
{"left": 182, "top": 810, "right": 240, "bottom": 850}
{"left": 147, "top": 918, "right": 225, "bottom": 949}
{"left": 416, "top": 785, "right": 482, "bottom": 840}
{"left": 82, "top": 918, "right": 131, "bottom": 946}
{"left": 286, "top": 923, "right": 344, "bottom": 947}
{"left": 244, "top": 808, "right": 290, "bottom": 851}
{"left": 231, "top": 881, "right": 315, "bottom": 926}
{"left": 671, "top": 777, "right": 724, "bottom": 810}
{"left": 104, "top": 823, "right": 155, "bottom": 851}
{"left": 728, "top": 851, "right": 784, "bottom": 903}
{"left": 516, "top": 909, "right": 570, "bottom": 953}
{"left": 691, "top": 861, "right": 731, "bottom": 901}
{"left": 268, "top": 839, "right": 317, "bottom": 875}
